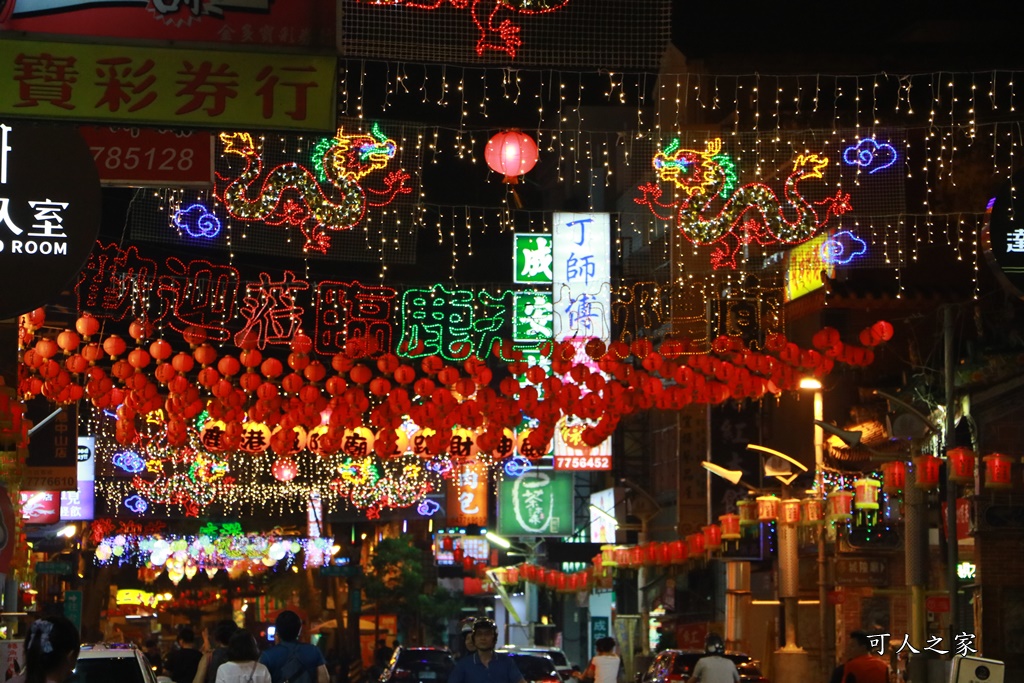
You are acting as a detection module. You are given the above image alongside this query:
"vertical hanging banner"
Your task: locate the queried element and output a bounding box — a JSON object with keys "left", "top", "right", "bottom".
{"left": 58, "top": 436, "right": 95, "bottom": 521}
{"left": 552, "top": 212, "right": 612, "bottom": 469}
{"left": 23, "top": 398, "right": 78, "bottom": 491}
{"left": 447, "top": 462, "right": 488, "bottom": 527}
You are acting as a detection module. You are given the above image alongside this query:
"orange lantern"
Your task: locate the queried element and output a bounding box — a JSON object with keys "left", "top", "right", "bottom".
{"left": 780, "top": 499, "right": 802, "bottom": 526}
{"left": 913, "top": 454, "right": 942, "bottom": 491}
{"left": 947, "top": 447, "right": 975, "bottom": 485}
{"left": 718, "top": 513, "right": 741, "bottom": 539}
{"left": 655, "top": 542, "right": 672, "bottom": 566}
{"left": 983, "top": 452, "right": 1013, "bottom": 490}
{"left": 485, "top": 130, "right": 539, "bottom": 184}
{"left": 737, "top": 499, "right": 758, "bottom": 527}
{"left": 880, "top": 461, "right": 906, "bottom": 493}
{"left": 702, "top": 524, "right": 722, "bottom": 550}
{"left": 756, "top": 495, "right": 780, "bottom": 523}
{"left": 854, "top": 478, "right": 881, "bottom": 510}
{"left": 826, "top": 490, "right": 854, "bottom": 522}
{"left": 801, "top": 498, "right": 825, "bottom": 526}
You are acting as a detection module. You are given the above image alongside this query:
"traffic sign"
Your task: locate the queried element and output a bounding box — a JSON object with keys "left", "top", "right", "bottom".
{"left": 36, "top": 561, "right": 72, "bottom": 575}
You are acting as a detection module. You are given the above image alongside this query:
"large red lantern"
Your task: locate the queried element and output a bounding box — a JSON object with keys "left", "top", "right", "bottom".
{"left": 718, "top": 513, "right": 741, "bottom": 540}
{"left": 702, "top": 524, "right": 722, "bottom": 550}
{"left": 983, "top": 452, "right": 1013, "bottom": 490}
{"left": 880, "top": 461, "right": 906, "bottom": 493}
{"left": 913, "top": 454, "right": 942, "bottom": 491}
{"left": 737, "top": 499, "right": 758, "bottom": 527}
{"left": 826, "top": 490, "right": 854, "bottom": 523}
{"left": 485, "top": 130, "right": 538, "bottom": 184}
{"left": 947, "top": 447, "right": 975, "bottom": 485}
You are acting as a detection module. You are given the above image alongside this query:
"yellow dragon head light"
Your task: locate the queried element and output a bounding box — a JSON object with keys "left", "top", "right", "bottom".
{"left": 653, "top": 138, "right": 723, "bottom": 197}
{"left": 793, "top": 153, "right": 829, "bottom": 179}
{"left": 219, "top": 132, "right": 257, "bottom": 157}
{"left": 317, "top": 123, "right": 398, "bottom": 183}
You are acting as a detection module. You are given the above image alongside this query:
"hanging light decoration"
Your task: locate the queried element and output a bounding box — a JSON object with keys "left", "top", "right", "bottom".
{"left": 853, "top": 478, "right": 881, "bottom": 525}
{"left": 719, "top": 513, "right": 741, "bottom": 540}
{"left": 880, "top": 460, "right": 906, "bottom": 493}
{"left": 485, "top": 130, "right": 539, "bottom": 184}
{"left": 826, "top": 489, "right": 854, "bottom": 523}
{"left": 913, "top": 454, "right": 942, "bottom": 491}
{"left": 756, "top": 494, "right": 780, "bottom": 523}
{"left": 780, "top": 499, "right": 802, "bottom": 526}
{"left": 983, "top": 452, "right": 1013, "bottom": 490}
{"left": 947, "top": 447, "right": 976, "bottom": 485}
{"left": 801, "top": 498, "right": 825, "bottom": 526}
{"left": 737, "top": 499, "right": 758, "bottom": 528}
{"left": 702, "top": 524, "right": 723, "bottom": 551}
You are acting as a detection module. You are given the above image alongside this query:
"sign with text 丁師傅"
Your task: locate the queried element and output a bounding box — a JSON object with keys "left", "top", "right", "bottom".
{"left": 497, "top": 470, "right": 573, "bottom": 537}
{"left": 0, "top": 122, "right": 101, "bottom": 319}
{"left": 0, "top": 37, "right": 336, "bottom": 132}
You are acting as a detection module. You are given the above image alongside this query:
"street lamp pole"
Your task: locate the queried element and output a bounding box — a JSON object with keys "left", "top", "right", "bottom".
{"left": 800, "top": 380, "right": 830, "bottom": 678}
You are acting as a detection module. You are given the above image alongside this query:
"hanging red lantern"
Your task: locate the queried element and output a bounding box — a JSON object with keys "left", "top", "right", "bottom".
{"left": 686, "top": 533, "right": 705, "bottom": 556}
{"left": 780, "top": 499, "right": 802, "bottom": 526}
{"left": 801, "top": 498, "right": 825, "bottom": 526}
{"left": 826, "top": 490, "right": 854, "bottom": 522}
{"left": 947, "top": 447, "right": 975, "bottom": 485}
{"left": 756, "top": 495, "right": 780, "bottom": 523}
{"left": 913, "top": 454, "right": 942, "bottom": 491}
{"left": 880, "top": 460, "right": 907, "bottom": 493}
{"left": 271, "top": 457, "right": 299, "bottom": 482}
{"left": 718, "top": 513, "right": 741, "bottom": 540}
{"left": 737, "top": 499, "right": 758, "bottom": 527}
{"left": 702, "top": 524, "right": 722, "bottom": 550}
{"left": 983, "top": 452, "right": 1013, "bottom": 490}
{"left": 853, "top": 478, "right": 881, "bottom": 510}
{"left": 485, "top": 130, "right": 538, "bottom": 184}
{"left": 75, "top": 313, "right": 99, "bottom": 338}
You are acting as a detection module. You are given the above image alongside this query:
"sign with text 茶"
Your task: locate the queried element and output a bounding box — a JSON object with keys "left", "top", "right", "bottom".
{"left": 80, "top": 127, "right": 214, "bottom": 187}
{"left": 0, "top": 37, "right": 336, "bottom": 132}
{"left": 447, "top": 462, "right": 488, "bottom": 527}
{"left": 514, "top": 234, "right": 553, "bottom": 284}
{"left": 0, "top": 122, "right": 101, "bottom": 319}
{"left": 497, "top": 470, "right": 573, "bottom": 537}
{"left": 552, "top": 212, "right": 611, "bottom": 341}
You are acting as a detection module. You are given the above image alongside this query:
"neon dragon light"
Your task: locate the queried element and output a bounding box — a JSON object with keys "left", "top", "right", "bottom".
{"left": 635, "top": 138, "right": 853, "bottom": 269}
{"left": 216, "top": 124, "right": 411, "bottom": 253}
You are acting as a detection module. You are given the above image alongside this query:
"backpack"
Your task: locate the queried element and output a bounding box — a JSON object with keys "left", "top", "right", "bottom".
{"left": 278, "top": 643, "right": 313, "bottom": 683}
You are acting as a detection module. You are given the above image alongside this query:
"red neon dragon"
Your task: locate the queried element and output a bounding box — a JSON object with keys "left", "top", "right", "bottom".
{"left": 635, "top": 138, "right": 852, "bottom": 269}
{"left": 359, "top": 0, "right": 570, "bottom": 58}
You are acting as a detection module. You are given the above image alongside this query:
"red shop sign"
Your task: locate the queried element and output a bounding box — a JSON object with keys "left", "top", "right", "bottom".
{"left": 925, "top": 595, "right": 951, "bottom": 613}
{"left": 80, "top": 127, "right": 213, "bottom": 188}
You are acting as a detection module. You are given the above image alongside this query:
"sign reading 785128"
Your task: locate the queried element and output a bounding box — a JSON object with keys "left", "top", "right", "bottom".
{"left": 0, "top": 121, "right": 101, "bottom": 319}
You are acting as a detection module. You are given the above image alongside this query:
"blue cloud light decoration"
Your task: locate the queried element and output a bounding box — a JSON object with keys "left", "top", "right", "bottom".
{"left": 503, "top": 456, "right": 533, "bottom": 478}
{"left": 416, "top": 499, "right": 441, "bottom": 516}
{"left": 843, "top": 138, "right": 898, "bottom": 174}
{"left": 124, "top": 494, "right": 149, "bottom": 514}
{"left": 173, "top": 203, "right": 222, "bottom": 238}
{"left": 112, "top": 450, "right": 146, "bottom": 474}
{"left": 821, "top": 230, "right": 868, "bottom": 265}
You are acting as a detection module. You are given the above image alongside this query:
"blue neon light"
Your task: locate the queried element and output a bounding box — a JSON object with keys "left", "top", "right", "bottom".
{"left": 124, "top": 494, "right": 149, "bottom": 514}
{"left": 417, "top": 499, "right": 441, "bottom": 516}
{"left": 173, "top": 203, "right": 222, "bottom": 238}
{"left": 503, "top": 456, "right": 532, "bottom": 478}
{"left": 112, "top": 451, "right": 146, "bottom": 474}
{"left": 842, "top": 138, "right": 898, "bottom": 174}
{"left": 820, "top": 230, "right": 868, "bottom": 265}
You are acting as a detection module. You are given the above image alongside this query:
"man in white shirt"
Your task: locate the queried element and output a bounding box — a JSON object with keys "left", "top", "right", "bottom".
{"left": 690, "top": 634, "right": 739, "bottom": 683}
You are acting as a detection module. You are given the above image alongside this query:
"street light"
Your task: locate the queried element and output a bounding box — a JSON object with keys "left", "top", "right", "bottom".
{"left": 799, "top": 377, "right": 830, "bottom": 680}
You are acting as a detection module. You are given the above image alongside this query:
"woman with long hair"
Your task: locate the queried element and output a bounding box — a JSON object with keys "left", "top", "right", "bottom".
{"left": 11, "top": 615, "right": 80, "bottom": 683}
{"left": 215, "top": 630, "right": 271, "bottom": 683}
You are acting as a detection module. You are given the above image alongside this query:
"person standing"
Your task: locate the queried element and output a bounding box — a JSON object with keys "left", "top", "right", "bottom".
{"left": 837, "top": 631, "right": 889, "bottom": 683}
{"left": 166, "top": 628, "right": 205, "bottom": 683}
{"left": 574, "top": 637, "right": 623, "bottom": 683}
{"left": 258, "top": 610, "right": 329, "bottom": 683}
{"left": 448, "top": 618, "right": 525, "bottom": 683}
{"left": 195, "top": 620, "right": 241, "bottom": 683}
{"left": 688, "top": 634, "right": 738, "bottom": 683}
{"left": 8, "top": 615, "right": 80, "bottom": 683}
{"left": 216, "top": 630, "right": 272, "bottom": 683}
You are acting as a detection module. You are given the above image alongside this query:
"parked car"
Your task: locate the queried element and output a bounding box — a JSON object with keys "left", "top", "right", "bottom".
{"left": 74, "top": 643, "right": 172, "bottom": 683}
{"left": 496, "top": 651, "right": 562, "bottom": 683}
{"left": 518, "top": 647, "right": 575, "bottom": 681}
{"left": 380, "top": 646, "right": 456, "bottom": 683}
{"left": 639, "top": 649, "right": 768, "bottom": 683}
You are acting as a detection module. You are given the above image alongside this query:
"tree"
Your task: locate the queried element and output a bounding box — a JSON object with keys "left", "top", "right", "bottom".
{"left": 363, "top": 534, "right": 462, "bottom": 645}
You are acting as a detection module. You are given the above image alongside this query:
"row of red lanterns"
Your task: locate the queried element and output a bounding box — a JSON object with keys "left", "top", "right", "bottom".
{"left": 879, "top": 449, "right": 1016, "bottom": 492}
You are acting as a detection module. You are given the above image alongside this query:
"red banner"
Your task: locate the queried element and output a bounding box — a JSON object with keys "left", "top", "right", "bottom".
{"left": 1, "top": 1, "right": 334, "bottom": 49}
{"left": 80, "top": 127, "right": 213, "bottom": 188}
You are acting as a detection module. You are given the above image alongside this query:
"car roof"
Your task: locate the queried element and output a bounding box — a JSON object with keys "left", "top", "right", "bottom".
{"left": 78, "top": 643, "right": 143, "bottom": 659}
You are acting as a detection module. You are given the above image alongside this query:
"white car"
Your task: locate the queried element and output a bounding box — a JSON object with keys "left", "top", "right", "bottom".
{"left": 519, "top": 647, "right": 575, "bottom": 682}
{"left": 74, "top": 643, "right": 173, "bottom": 683}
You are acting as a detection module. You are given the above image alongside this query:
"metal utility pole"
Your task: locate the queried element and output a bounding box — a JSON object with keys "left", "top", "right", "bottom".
{"left": 944, "top": 307, "right": 961, "bottom": 650}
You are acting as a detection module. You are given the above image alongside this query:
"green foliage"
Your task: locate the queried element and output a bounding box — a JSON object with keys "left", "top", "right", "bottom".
{"left": 364, "top": 535, "right": 461, "bottom": 643}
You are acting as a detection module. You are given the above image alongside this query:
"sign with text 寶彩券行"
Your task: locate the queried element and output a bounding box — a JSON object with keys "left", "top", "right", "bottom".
{"left": 0, "top": 37, "right": 337, "bottom": 132}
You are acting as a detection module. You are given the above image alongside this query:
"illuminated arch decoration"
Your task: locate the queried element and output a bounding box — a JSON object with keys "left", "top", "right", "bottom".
{"left": 635, "top": 138, "right": 853, "bottom": 270}
{"left": 173, "top": 203, "right": 222, "bottom": 238}
{"left": 355, "top": 0, "right": 570, "bottom": 59}
{"left": 821, "top": 230, "right": 868, "bottom": 265}
{"left": 215, "top": 126, "right": 410, "bottom": 254}
{"left": 842, "top": 138, "right": 898, "bottom": 174}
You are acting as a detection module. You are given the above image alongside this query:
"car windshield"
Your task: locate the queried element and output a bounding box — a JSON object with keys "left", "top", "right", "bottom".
{"left": 508, "top": 654, "right": 558, "bottom": 679}
{"left": 525, "top": 650, "right": 568, "bottom": 667}
{"left": 73, "top": 657, "right": 147, "bottom": 683}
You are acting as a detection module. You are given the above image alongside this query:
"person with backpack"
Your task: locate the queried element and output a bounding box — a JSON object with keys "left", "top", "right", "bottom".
{"left": 259, "top": 610, "right": 330, "bottom": 683}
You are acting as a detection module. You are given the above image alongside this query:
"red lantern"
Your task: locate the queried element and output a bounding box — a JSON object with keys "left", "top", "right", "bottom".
{"left": 983, "top": 452, "right": 1013, "bottom": 490}
{"left": 780, "top": 499, "right": 802, "bottom": 526}
{"left": 718, "top": 513, "right": 741, "bottom": 540}
{"left": 913, "top": 454, "right": 942, "bottom": 491}
{"left": 947, "top": 447, "right": 975, "bottom": 485}
{"left": 853, "top": 478, "right": 881, "bottom": 510}
{"left": 737, "top": 499, "right": 758, "bottom": 527}
{"left": 484, "top": 130, "right": 539, "bottom": 184}
{"left": 686, "top": 533, "right": 705, "bottom": 556}
{"left": 801, "top": 498, "right": 825, "bottom": 526}
{"left": 756, "top": 495, "right": 780, "bottom": 523}
{"left": 272, "top": 457, "right": 298, "bottom": 482}
{"left": 702, "top": 524, "right": 722, "bottom": 550}
{"left": 75, "top": 313, "right": 100, "bottom": 338}
{"left": 880, "top": 461, "right": 906, "bottom": 493}
{"left": 668, "top": 540, "right": 688, "bottom": 564}
{"left": 826, "top": 490, "right": 854, "bottom": 522}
